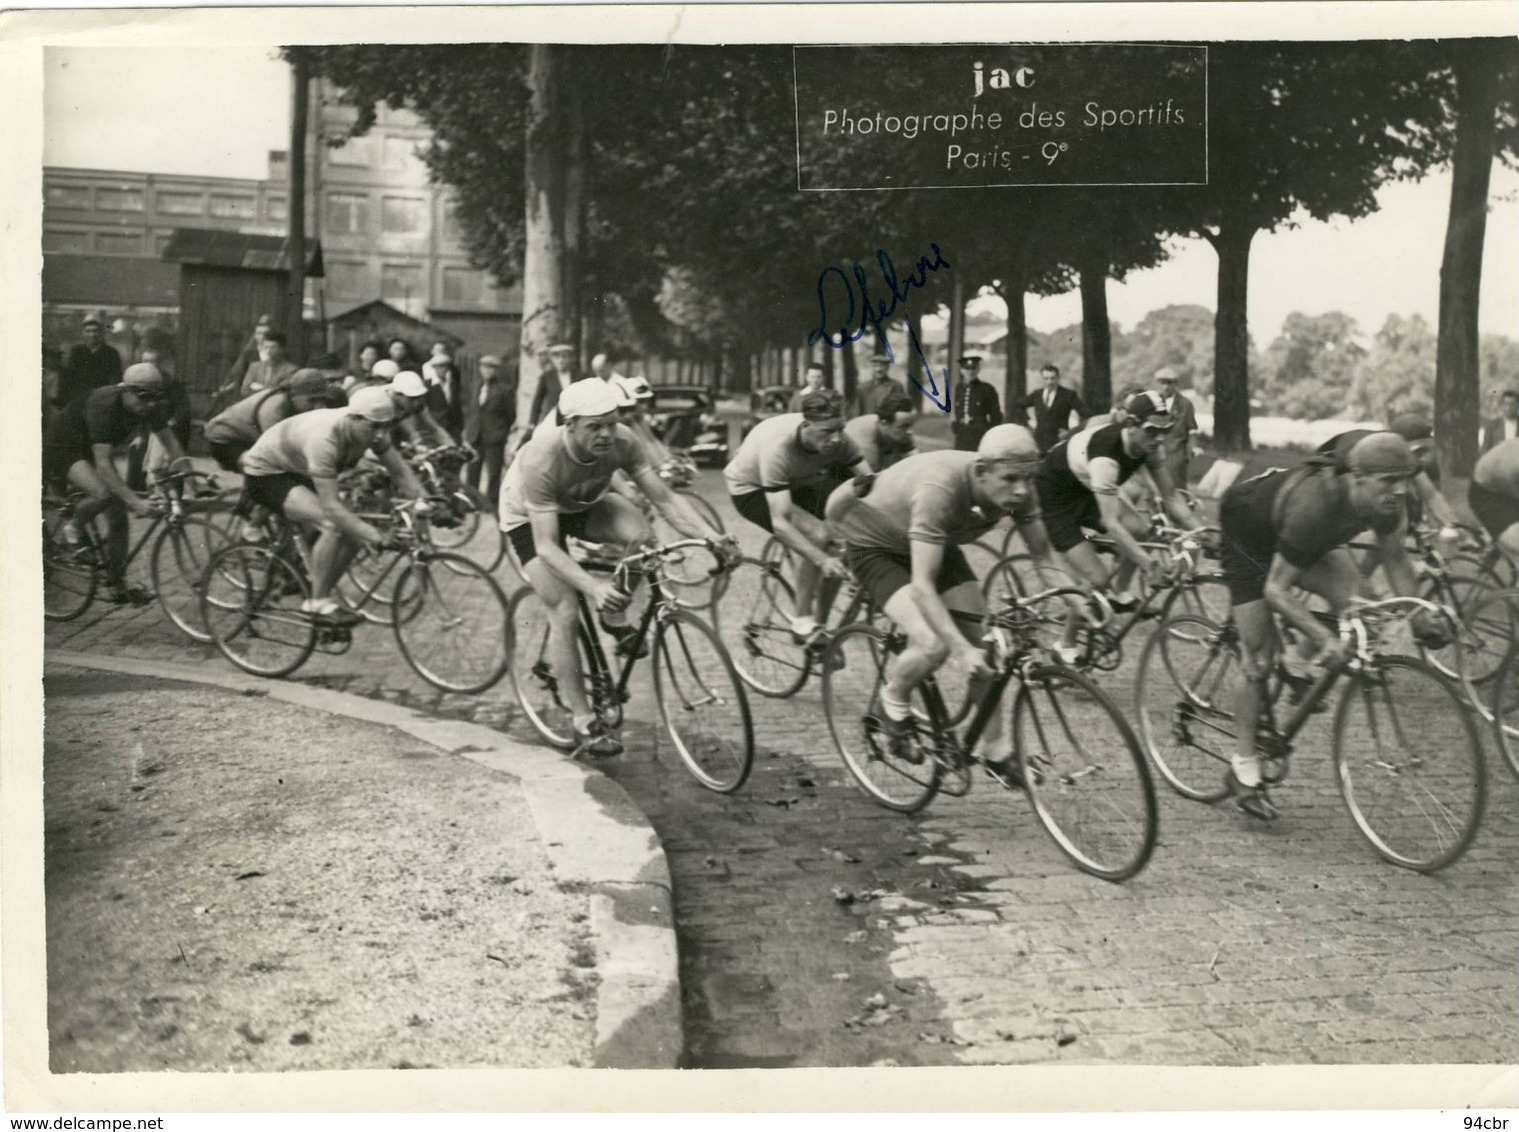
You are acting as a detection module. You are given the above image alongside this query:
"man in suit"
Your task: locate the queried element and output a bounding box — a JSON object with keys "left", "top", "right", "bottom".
{"left": 789, "top": 361, "right": 827, "bottom": 412}
{"left": 852, "top": 349, "right": 902, "bottom": 418}
{"left": 465, "top": 353, "right": 516, "bottom": 505}
{"left": 1014, "top": 364, "right": 1088, "bottom": 454}
{"left": 59, "top": 316, "right": 124, "bottom": 409}
{"left": 425, "top": 352, "right": 466, "bottom": 441}
{"left": 952, "top": 354, "right": 1001, "bottom": 452}
{"left": 238, "top": 331, "right": 298, "bottom": 397}
{"left": 1147, "top": 366, "right": 1198, "bottom": 489}
{"left": 528, "top": 342, "right": 577, "bottom": 427}
{"left": 1481, "top": 389, "right": 1519, "bottom": 454}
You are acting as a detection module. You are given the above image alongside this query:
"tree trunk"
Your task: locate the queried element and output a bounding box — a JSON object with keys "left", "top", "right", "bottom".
{"left": 1003, "top": 279, "right": 1029, "bottom": 411}
{"left": 905, "top": 306, "right": 924, "bottom": 409}
{"left": 1078, "top": 259, "right": 1113, "bottom": 413}
{"left": 511, "top": 44, "right": 584, "bottom": 451}
{"left": 1209, "top": 220, "right": 1257, "bottom": 452}
{"left": 840, "top": 336, "right": 858, "bottom": 405}
{"left": 822, "top": 343, "right": 836, "bottom": 391}
{"left": 1436, "top": 42, "right": 1500, "bottom": 481}
{"left": 712, "top": 353, "right": 725, "bottom": 397}
{"left": 285, "top": 56, "right": 308, "bottom": 361}
{"left": 737, "top": 351, "right": 752, "bottom": 394}
{"left": 948, "top": 275, "right": 966, "bottom": 395}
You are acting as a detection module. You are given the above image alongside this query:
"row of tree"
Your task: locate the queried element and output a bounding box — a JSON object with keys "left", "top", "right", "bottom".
{"left": 285, "top": 39, "right": 1518, "bottom": 474}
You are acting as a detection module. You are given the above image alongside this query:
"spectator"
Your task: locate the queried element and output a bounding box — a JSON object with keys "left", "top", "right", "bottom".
{"left": 789, "top": 361, "right": 827, "bottom": 412}
{"left": 387, "top": 337, "right": 416, "bottom": 370}
{"left": 1481, "top": 389, "right": 1519, "bottom": 454}
{"left": 1014, "top": 364, "right": 1088, "bottom": 454}
{"left": 421, "top": 340, "right": 453, "bottom": 387}
{"left": 239, "top": 331, "right": 297, "bottom": 397}
{"left": 464, "top": 353, "right": 515, "bottom": 506}
{"left": 42, "top": 345, "right": 65, "bottom": 437}
{"left": 59, "top": 316, "right": 124, "bottom": 408}
{"left": 529, "top": 342, "right": 577, "bottom": 425}
{"left": 952, "top": 354, "right": 1001, "bottom": 452}
{"left": 222, "top": 313, "right": 272, "bottom": 400}
{"left": 425, "top": 352, "right": 465, "bottom": 441}
{"left": 1147, "top": 366, "right": 1198, "bottom": 488}
{"left": 851, "top": 349, "right": 903, "bottom": 418}
{"left": 351, "top": 341, "right": 383, "bottom": 384}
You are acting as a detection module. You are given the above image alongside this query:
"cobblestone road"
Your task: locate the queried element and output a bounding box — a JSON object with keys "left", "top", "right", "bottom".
{"left": 42, "top": 468, "right": 1519, "bottom": 1069}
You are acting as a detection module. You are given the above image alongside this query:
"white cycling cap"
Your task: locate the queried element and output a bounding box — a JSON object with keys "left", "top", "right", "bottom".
{"left": 370, "top": 359, "right": 401, "bottom": 380}
{"left": 390, "top": 370, "right": 429, "bottom": 398}
{"left": 558, "top": 377, "right": 622, "bottom": 420}
{"left": 347, "top": 386, "right": 396, "bottom": 423}
{"left": 977, "top": 424, "right": 1042, "bottom": 474}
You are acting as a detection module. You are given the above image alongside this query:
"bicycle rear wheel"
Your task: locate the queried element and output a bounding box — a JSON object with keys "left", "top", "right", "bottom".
{"left": 821, "top": 623, "right": 941, "bottom": 812}
{"left": 1013, "top": 663, "right": 1158, "bottom": 881}
{"left": 653, "top": 610, "right": 753, "bottom": 792}
{"left": 150, "top": 516, "right": 232, "bottom": 642}
{"left": 1133, "top": 614, "right": 1236, "bottom": 802}
{"left": 42, "top": 504, "right": 98, "bottom": 621}
{"left": 1422, "top": 576, "right": 1516, "bottom": 688}
{"left": 980, "top": 553, "right": 1044, "bottom": 606}
{"left": 393, "top": 552, "right": 510, "bottom": 694}
{"left": 505, "top": 587, "right": 594, "bottom": 749}
{"left": 200, "top": 544, "right": 317, "bottom": 678}
{"left": 649, "top": 511, "right": 720, "bottom": 610}
{"left": 1333, "top": 655, "right": 1484, "bottom": 873}
{"left": 713, "top": 556, "right": 811, "bottom": 697}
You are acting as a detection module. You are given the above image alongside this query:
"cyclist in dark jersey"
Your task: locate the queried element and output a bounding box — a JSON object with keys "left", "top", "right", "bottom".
{"left": 1218, "top": 431, "right": 1449, "bottom": 820}
{"left": 203, "top": 369, "right": 337, "bottom": 472}
{"left": 1314, "top": 413, "right": 1461, "bottom": 554}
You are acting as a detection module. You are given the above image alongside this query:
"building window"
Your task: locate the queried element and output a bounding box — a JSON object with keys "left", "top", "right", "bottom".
{"left": 153, "top": 232, "right": 173, "bottom": 255}
{"left": 442, "top": 266, "right": 484, "bottom": 306}
{"left": 209, "top": 195, "right": 257, "bottom": 220}
{"left": 95, "top": 230, "right": 143, "bottom": 255}
{"left": 327, "top": 136, "right": 372, "bottom": 166}
{"left": 381, "top": 196, "right": 427, "bottom": 236}
{"left": 382, "top": 136, "right": 426, "bottom": 174}
{"left": 326, "top": 260, "right": 370, "bottom": 300}
{"left": 96, "top": 187, "right": 146, "bottom": 212}
{"left": 325, "top": 192, "right": 370, "bottom": 236}
{"left": 45, "top": 184, "right": 93, "bottom": 210}
{"left": 380, "top": 263, "right": 424, "bottom": 305}
{"left": 157, "top": 191, "right": 205, "bottom": 216}
{"left": 42, "top": 228, "right": 91, "bottom": 254}
{"left": 265, "top": 196, "right": 288, "bottom": 223}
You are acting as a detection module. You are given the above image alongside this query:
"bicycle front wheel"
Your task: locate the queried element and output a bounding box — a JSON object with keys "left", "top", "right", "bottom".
{"left": 713, "top": 556, "right": 811, "bottom": 697}
{"left": 1422, "top": 576, "right": 1517, "bottom": 689}
{"left": 1133, "top": 614, "right": 1236, "bottom": 802}
{"left": 505, "top": 587, "right": 595, "bottom": 749}
{"left": 821, "top": 623, "right": 941, "bottom": 812}
{"left": 42, "top": 505, "right": 97, "bottom": 621}
{"left": 1014, "top": 663, "right": 1158, "bottom": 882}
{"left": 200, "top": 544, "right": 317, "bottom": 679}
{"left": 393, "top": 553, "right": 510, "bottom": 694}
{"left": 653, "top": 611, "right": 754, "bottom": 792}
{"left": 150, "top": 516, "right": 233, "bottom": 642}
{"left": 1333, "top": 655, "right": 1484, "bottom": 873}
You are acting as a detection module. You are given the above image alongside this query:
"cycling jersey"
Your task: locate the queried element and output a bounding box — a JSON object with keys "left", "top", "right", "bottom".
{"left": 1034, "top": 422, "right": 1150, "bottom": 551}
{"left": 843, "top": 413, "right": 915, "bottom": 473}
{"left": 203, "top": 388, "right": 293, "bottom": 449}
{"left": 240, "top": 408, "right": 391, "bottom": 481}
{"left": 45, "top": 385, "right": 169, "bottom": 464}
{"left": 723, "top": 412, "right": 863, "bottom": 496}
{"left": 498, "top": 423, "right": 649, "bottom": 531}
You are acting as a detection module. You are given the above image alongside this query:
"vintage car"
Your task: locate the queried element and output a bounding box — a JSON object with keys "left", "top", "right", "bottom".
{"left": 648, "top": 385, "right": 730, "bottom": 467}
{"left": 741, "top": 385, "right": 797, "bottom": 440}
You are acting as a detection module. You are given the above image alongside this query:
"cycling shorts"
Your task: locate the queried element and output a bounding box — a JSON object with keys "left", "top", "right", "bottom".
{"left": 505, "top": 509, "right": 593, "bottom": 567}
{"left": 1034, "top": 473, "right": 1104, "bottom": 553}
{"left": 1469, "top": 481, "right": 1519, "bottom": 543}
{"left": 243, "top": 472, "right": 316, "bottom": 516}
{"left": 730, "top": 482, "right": 832, "bottom": 533}
{"left": 843, "top": 541, "right": 975, "bottom": 614}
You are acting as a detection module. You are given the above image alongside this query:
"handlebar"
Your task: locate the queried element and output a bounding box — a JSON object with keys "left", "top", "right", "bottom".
{"left": 612, "top": 538, "right": 737, "bottom": 587}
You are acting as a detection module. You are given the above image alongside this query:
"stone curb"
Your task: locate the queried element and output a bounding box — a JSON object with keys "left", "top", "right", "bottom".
{"left": 46, "top": 649, "right": 683, "bottom": 1070}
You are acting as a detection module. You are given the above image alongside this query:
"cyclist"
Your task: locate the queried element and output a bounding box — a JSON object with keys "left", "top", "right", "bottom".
{"left": 825, "top": 424, "right": 1067, "bottom": 779}
{"left": 204, "top": 369, "right": 337, "bottom": 473}
{"left": 1217, "top": 431, "right": 1450, "bottom": 820}
{"left": 387, "top": 370, "right": 460, "bottom": 452}
{"left": 843, "top": 387, "right": 920, "bottom": 473}
{"left": 1034, "top": 394, "right": 1199, "bottom": 654}
{"left": 499, "top": 379, "right": 736, "bottom": 759}
{"left": 43, "top": 362, "right": 190, "bottom": 605}
{"left": 725, "top": 389, "right": 873, "bottom": 643}
{"left": 237, "top": 385, "right": 430, "bottom": 625}
{"left": 1469, "top": 437, "right": 1519, "bottom": 570}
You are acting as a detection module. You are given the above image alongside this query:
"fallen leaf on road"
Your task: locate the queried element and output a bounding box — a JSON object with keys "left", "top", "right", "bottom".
{"left": 234, "top": 871, "right": 266, "bottom": 881}
{"left": 830, "top": 886, "right": 855, "bottom": 905}
{"left": 765, "top": 798, "right": 801, "bottom": 809}
{"left": 831, "top": 850, "right": 861, "bottom": 864}
{"left": 1056, "top": 1032, "right": 1078, "bottom": 1047}
{"left": 844, "top": 930, "right": 867, "bottom": 944}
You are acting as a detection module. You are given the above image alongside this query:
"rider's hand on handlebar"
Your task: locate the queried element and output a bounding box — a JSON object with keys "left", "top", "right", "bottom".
{"left": 709, "top": 536, "right": 742, "bottom": 572}
{"left": 1411, "top": 608, "right": 1454, "bottom": 650}
{"left": 953, "top": 640, "right": 993, "bottom": 681}
{"left": 591, "top": 580, "right": 632, "bottom": 617}
{"left": 1310, "top": 634, "right": 1354, "bottom": 668}
{"left": 819, "top": 555, "right": 853, "bottom": 582}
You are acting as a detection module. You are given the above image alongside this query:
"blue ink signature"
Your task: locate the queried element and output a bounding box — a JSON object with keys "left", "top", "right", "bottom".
{"left": 808, "top": 244, "right": 954, "bottom": 413}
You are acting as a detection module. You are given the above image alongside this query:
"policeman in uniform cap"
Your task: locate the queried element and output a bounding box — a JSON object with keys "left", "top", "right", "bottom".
{"left": 952, "top": 352, "right": 1001, "bottom": 452}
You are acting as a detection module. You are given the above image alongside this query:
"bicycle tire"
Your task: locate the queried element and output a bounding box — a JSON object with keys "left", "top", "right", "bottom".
{"left": 648, "top": 511, "right": 720, "bottom": 611}
{"left": 652, "top": 610, "right": 754, "bottom": 792}
{"left": 150, "top": 515, "right": 233, "bottom": 642}
{"left": 1332, "top": 654, "right": 1484, "bottom": 873}
{"left": 820, "top": 623, "right": 941, "bottom": 812}
{"left": 1013, "top": 662, "right": 1158, "bottom": 881}
{"left": 1488, "top": 649, "right": 1519, "bottom": 781}
{"left": 680, "top": 488, "right": 726, "bottom": 536}
{"left": 42, "top": 504, "right": 98, "bottom": 621}
{"left": 713, "top": 556, "right": 812, "bottom": 697}
{"left": 1421, "top": 576, "right": 1517, "bottom": 690}
{"left": 980, "top": 553, "right": 1042, "bottom": 605}
{"left": 200, "top": 543, "right": 317, "bottom": 678}
{"left": 505, "top": 587, "right": 604, "bottom": 749}
{"left": 1133, "top": 614, "right": 1236, "bottom": 802}
{"left": 392, "top": 552, "right": 510, "bottom": 694}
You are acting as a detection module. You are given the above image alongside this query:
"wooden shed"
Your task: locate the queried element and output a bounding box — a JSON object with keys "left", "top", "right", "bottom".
{"left": 162, "top": 227, "right": 323, "bottom": 417}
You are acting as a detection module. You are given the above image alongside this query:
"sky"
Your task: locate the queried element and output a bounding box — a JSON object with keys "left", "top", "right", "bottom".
{"left": 42, "top": 45, "right": 1519, "bottom": 343}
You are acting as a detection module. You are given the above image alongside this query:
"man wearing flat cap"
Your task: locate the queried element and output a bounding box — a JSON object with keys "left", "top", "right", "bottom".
{"left": 465, "top": 353, "right": 516, "bottom": 505}
{"left": 59, "top": 316, "right": 124, "bottom": 409}
{"left": 851, "top": 348, "right": 903, "bottom": 419}
{"left": 528, "top": 341, "right": 578, "bottom": 428}
{"left": 1146, "top": 366, "right": 1198, "bottom": 489}
{"left": 952, "top": 353, "right": 1001, "bottom": 452}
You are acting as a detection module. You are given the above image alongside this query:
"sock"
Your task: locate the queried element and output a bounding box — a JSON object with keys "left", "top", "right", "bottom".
{"left": 1231, "top": 755, "right": 1262, "bottom": 788}
{"left": 791, "top": 614, "right": 819, "bottom": 635}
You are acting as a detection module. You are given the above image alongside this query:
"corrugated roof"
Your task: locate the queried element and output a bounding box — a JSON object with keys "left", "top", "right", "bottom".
{"left": 161, "top": 227, "right": 323, "bottom": 276}
{"left": 43, "top": 255, "right": 180, "bottom": 307}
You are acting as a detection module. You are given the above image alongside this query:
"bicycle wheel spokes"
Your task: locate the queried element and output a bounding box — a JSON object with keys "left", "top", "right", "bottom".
{"left": 337, "top": 544, "right": 403, "bottom": 625}
{"left": 42, "top": 507, "right": 98, "bottom": 621}
{"left": 1333, "top": 656, "right": 1484, "bottom": 873}
{"left": 151, "top": 516, "right": 232, "bottom": 642}
{"left": 1134, "top": 615, "right": 1236, "bottom": 802}
{"left": 201, "top": 544, "right": 316, "bottom": 678}
{"left": 821, "top": 624, "right": 940, "bottom": 812}
{"left": 653, "top": 611, "right": 754, "bottom": 792}
{"left": 649, "top": 511, "right": 718, "bottom": 610}
{"left": 1015, "top": 664, "right": 1158, "bottom": 881}
{"left": 1490, "top": 653, "right": 1519, "bottom": 782}
{"left": 393, "top": 554, "right": 509, "bottom": 694}
{"left": 714, "top": 558, "right": 811, "bottom": 697}
{"left": 505, "top": 587, "right": 581, "bottom": 749}
{"left": 1428, "top": 581, "right": 1518, "bottom": 692}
